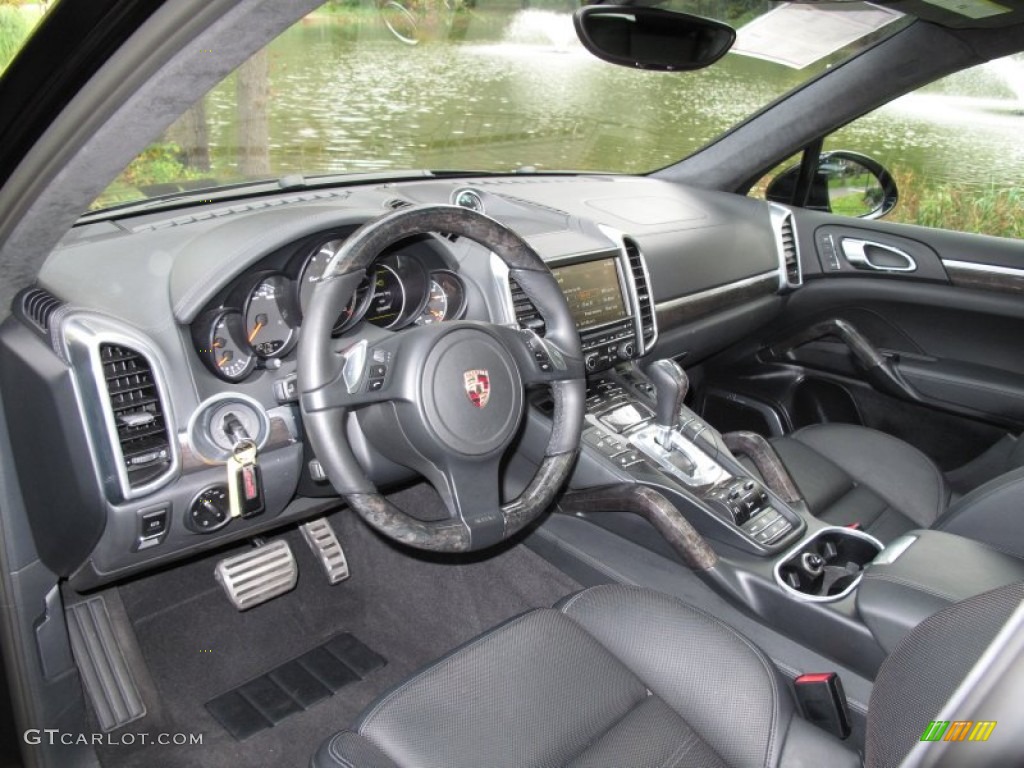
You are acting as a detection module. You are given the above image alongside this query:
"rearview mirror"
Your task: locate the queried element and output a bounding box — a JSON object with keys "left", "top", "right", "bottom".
{"left": 766, "top": 151, "right": 899, "bottom": 219}
{"left": 573, "top": 6, "right": 736, "bottom": 72}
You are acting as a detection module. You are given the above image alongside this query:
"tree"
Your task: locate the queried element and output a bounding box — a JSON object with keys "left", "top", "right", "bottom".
{"left": 168, "top": 102, "right": 211, "bottom": 173}
{"left": 236, "top": 49, "right": 271, "bottom": 178}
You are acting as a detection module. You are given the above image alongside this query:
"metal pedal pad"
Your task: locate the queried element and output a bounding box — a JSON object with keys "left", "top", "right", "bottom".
{"left": 215, "top": 540, "right": 297, "bottom": 611}
{"left": 300, "top": 518, "right": 350, "bottom": 585}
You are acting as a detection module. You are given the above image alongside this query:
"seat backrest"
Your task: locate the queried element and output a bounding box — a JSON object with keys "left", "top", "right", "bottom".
{"left": 865, "top": 582, "right": 1024, "bottom": 767}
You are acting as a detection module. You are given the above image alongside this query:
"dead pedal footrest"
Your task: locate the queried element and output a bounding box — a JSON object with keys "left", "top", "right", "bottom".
{"left": 300, "top": 518, "right": 350, "bottom": 585}
{"left": 214, "top": 540, "right": 297, "bottom": 611}
{"left": 66, "top": 597, "right": 146, "bottom": 731}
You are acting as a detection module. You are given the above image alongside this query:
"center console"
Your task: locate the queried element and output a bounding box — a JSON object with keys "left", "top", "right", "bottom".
{"left": 575, "top": 361, "right": 803, "bottom": 556}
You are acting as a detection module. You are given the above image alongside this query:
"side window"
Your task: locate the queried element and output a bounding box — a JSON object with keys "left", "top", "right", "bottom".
{"left": 823, "top": 54, "right": 1022, "bottom": 239}
{"left": 758, "top": 54, "right": 1022, "bottom": 240}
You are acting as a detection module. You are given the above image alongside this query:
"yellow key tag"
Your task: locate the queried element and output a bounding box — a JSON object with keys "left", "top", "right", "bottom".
{"left": 226, "top": 441, "right": 258, "bottom": 519}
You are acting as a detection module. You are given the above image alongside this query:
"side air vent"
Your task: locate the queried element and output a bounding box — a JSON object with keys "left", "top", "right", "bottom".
{"left": 19, "top": 288, "right": 63, "bottom": 333}
{"left": 770, "top": 205, "right": 802, "bottom": 291}
{"left": 99, "top": 344, "right": 172, "bottom": 488}
{"left": 780, "top": 215, "right": 801, "bottom": 286}
{"left": 508, "top": 278, "right": 545, "bottom": 335}
{"left": 624, "top": 239, "right": 656, "bottom": 351}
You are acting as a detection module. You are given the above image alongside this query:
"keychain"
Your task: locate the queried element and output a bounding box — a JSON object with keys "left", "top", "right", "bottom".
{"left": 226, "top": 438, "right": 264, "bottom": 518}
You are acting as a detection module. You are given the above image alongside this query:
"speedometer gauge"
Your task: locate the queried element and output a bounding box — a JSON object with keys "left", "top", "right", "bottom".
{"left": 299, "top": 240, "right": 373, "bottom": 333}
{"left": 245, "top": 274, "right": 298, "bottom": 358}
{"left": 196, "top": 310, "right": 255, "bottom": 382}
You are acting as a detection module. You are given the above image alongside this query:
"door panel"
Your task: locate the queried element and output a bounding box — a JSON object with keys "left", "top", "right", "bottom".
{"left": 704, "top": 213, "right": 1024, "bottom": 469}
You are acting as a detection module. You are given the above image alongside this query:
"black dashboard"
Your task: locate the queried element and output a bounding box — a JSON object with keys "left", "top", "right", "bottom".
{"left": 0, "top": 174, "right": 799, "bottom": 589}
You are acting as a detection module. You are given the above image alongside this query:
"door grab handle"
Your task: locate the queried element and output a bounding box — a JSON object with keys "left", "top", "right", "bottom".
{"left": 841, "top": 239, "right": 917, "bottom": 272}
{"left": 762, "top": 318, "right": 922, "bottom": 403}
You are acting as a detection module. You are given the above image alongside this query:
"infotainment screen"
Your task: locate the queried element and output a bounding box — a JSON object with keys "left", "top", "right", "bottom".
{"left": 551, "top": 258, "right": 627, "bottom": 331}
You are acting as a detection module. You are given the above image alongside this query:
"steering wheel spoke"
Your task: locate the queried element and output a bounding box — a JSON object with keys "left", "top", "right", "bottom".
{"left": 301, "top": 332, "right": 407, "bottom": 412}
{"left": 433, "top": 457, "right": 506, "bottom": 549}
{"left": 494, "top": 326, "right": 584, "bottom": 387}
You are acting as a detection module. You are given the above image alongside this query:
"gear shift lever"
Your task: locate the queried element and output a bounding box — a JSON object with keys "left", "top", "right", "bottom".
{"left": 646, "top": 359, "right": 689, "bottom": 447}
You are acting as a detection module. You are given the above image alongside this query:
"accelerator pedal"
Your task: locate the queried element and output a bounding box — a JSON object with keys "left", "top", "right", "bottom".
{"left": 300, "top": 518, "right": 350, "bottom": 585}
{"left": 215, "top": 540, "right": 297, "bottom": 611}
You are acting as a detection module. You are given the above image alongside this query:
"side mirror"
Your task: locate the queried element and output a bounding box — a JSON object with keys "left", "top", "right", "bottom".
{"left": 766, "top": 151, "right": 899, "bottom": 219}
{"left": 573, "top": 6, "right": 735, "bottom": 72}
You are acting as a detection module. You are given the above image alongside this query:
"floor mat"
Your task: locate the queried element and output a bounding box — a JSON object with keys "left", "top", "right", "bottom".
{"left": 91, "top": 487, "right": 580, "bottom": 768}
{"left": 206, "top": 632, "right": 385, "bottom": 740}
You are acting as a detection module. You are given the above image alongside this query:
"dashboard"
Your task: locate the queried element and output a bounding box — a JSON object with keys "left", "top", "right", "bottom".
{"left": 0, "top": 175, "right": 799, "bottom": 589}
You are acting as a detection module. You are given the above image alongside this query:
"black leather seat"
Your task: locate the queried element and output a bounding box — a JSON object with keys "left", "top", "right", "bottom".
{"left": 770, "top": 423, "right": 1024, "bottom": 556}
{"left": 311, "top": 583, "right": 1023, "bottom": 768}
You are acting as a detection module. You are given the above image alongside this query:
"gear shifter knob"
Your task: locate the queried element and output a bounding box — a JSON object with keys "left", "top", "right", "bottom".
{"left": 646, "top": 359, "right": 689, "bottom": 435}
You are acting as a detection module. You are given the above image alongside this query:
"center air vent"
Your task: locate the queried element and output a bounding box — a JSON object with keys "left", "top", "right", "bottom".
{"left": 508, "top": 278, "right": 545, "bottom": 335}
{"left": 100, "top": 344, "right": 172, "bottom": 488}
{"left": 624, "top": 239, "right": 656, "bottom": 352}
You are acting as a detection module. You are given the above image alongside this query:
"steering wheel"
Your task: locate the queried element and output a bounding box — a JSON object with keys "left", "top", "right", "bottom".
{"left": 298, "top": 205, "right": 586, "bottom": 552}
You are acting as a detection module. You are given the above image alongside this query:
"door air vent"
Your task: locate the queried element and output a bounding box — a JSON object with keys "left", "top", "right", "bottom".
{"left": 508, "top": 278, "right": 545, "bottom": 335}
{"left": 624, "top": 239, "right": 657, "bottom": 351}
{"left": 18, "top": 288, "right": 64, "bottom": 333}
{"left": 99, "top": 344, "right": 172, "bottom": 488}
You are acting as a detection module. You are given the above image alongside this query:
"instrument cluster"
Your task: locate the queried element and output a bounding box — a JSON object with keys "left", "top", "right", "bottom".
{"left": 192, "top": 236, "right": 467, "bottom": 382}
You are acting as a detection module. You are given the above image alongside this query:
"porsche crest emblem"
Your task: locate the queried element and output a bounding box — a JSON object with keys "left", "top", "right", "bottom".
{"left": 463, "top": 369, "right": 490, "bottom": 408}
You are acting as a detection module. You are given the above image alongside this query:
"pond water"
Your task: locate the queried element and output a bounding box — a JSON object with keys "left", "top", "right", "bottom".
{"left": 195, "top": 10, "right": 1022, "bottom": 190}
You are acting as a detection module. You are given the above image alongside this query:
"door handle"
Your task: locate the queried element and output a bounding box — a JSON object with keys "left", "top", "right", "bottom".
{"left": 841, "top": 238, "right": 917, "bottom": 272}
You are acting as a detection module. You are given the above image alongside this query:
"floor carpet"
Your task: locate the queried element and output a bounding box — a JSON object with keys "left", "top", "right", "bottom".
{"left": 92, "top": 486, "right": 580, "bottom": 768}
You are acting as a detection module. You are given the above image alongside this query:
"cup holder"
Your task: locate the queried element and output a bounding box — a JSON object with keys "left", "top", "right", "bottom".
{"left": 774, "top": 527, "right": 883, "bottom": 602}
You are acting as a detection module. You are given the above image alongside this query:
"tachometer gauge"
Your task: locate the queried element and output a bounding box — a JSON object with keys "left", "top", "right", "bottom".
{"left": 196, "top": 310, "right": 256, "bottom": 382}
{"left": 415, "top": 270, "right": 466, "bottom": 325}
{"left": 245, "top": 273, "right": 298, "bottom": 358}
{"left": 365, "top": 265, "right": 406, "bottom": 328}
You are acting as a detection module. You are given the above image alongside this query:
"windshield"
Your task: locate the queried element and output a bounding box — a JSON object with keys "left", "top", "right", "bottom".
{"left": 92, "top": 0, "right": 906, "bottom": 211}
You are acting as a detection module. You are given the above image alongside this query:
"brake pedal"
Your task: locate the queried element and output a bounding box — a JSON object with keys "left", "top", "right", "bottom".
{"left": 300, "top": 518, "right": 350, "bottom": 585}
{"left": 215, "top": 540, "right": 297, "bottom": 610}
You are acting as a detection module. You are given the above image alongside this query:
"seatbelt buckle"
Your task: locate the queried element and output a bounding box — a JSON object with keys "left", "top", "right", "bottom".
{"left": 794, "top": 672, "right": 851, "bottom": 739}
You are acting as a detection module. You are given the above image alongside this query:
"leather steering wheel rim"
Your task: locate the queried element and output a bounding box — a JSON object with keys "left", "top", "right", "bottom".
{"left": 298, "top": 204, "right": 585, "bottom": 552}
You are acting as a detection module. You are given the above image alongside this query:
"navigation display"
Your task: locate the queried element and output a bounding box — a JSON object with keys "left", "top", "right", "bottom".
{"left": 551, "top": 258, "right": 627, "bottom": 331}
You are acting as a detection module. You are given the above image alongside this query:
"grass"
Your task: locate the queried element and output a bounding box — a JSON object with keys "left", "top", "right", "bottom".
{"left": 0, "top": 4, "right": 32, "bottom": 74}
{"left": 888, "top": 168, "right": 1023, "bottom": 240}
{"left": 92, "top": 142, "right": 209, "bottom": 209}
{"left": 752, "top": 161, "right": 1021, "bottom": 240}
